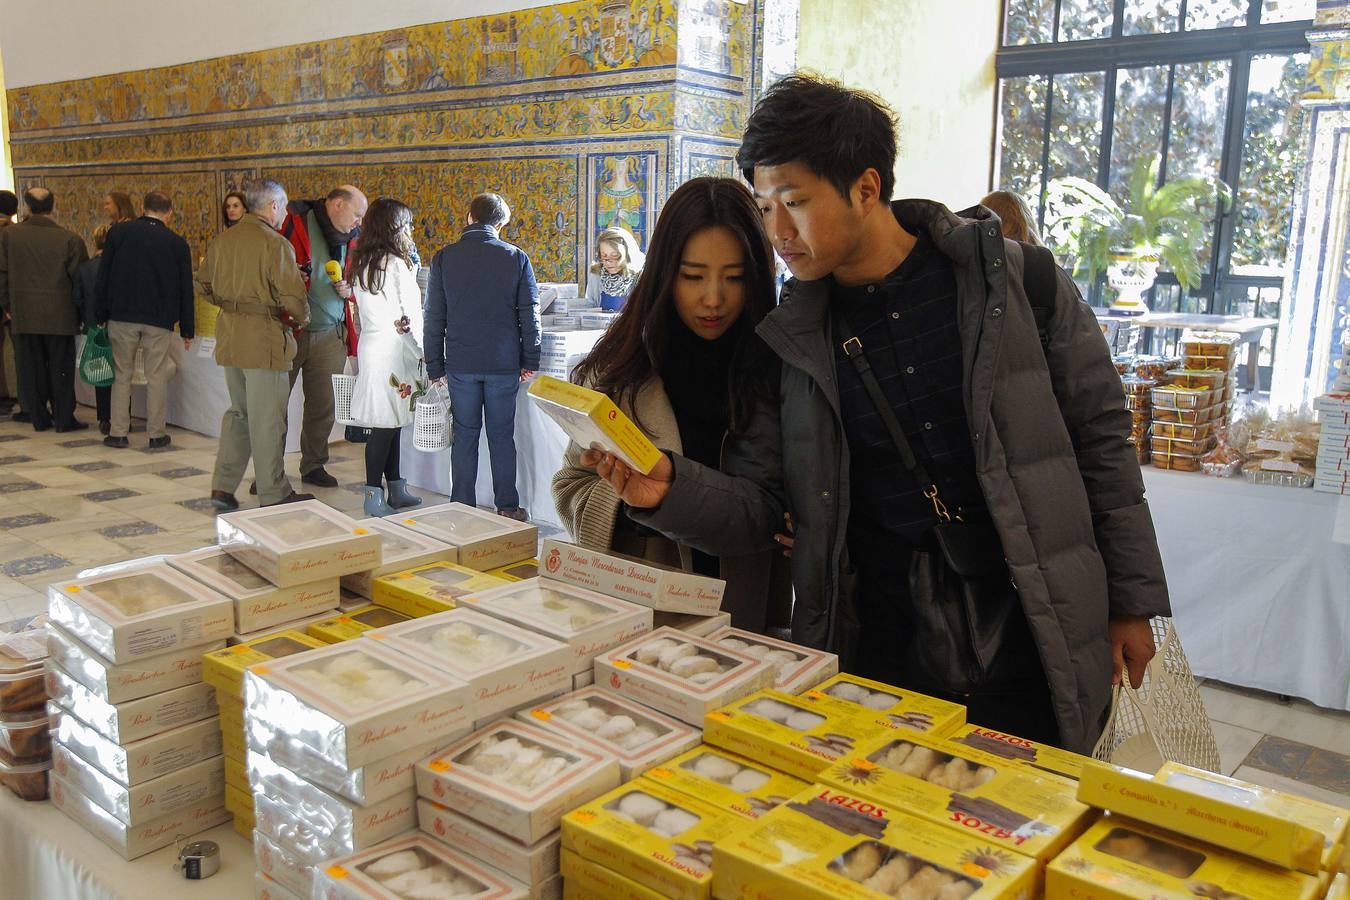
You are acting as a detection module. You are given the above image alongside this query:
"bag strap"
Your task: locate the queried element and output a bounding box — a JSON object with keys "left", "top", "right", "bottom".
{"left": 1018, "top": 241, "right": 1057, "bottom": 353}
{"left": 835, "top": 311, "right": 955, "bottom": 523}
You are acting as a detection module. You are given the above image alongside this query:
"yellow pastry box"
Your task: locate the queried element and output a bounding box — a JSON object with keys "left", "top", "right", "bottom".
{"left": 642, "top": 744, "right": 810, "bottom": 821}
{"left": 1078, "top": 760, "right": 1348, "bottom": 875}
{"left": 369, "top": 561, "right": 508, "bottom": 618}
{"left": 527, "top": 375, "right": 662, "bottom": 474}
{"left": 1046, "top": 813, "right": 1321, "bottom": 900}
{"left": 560, "top": 847, "right": 667, "bottom": 900}
{"left": 712, "top": 782, "right": 1038, "bottom": 900}
{"left": 945, "top": 722, "right": 1091, "bottom": 782}
{"left": 817, "top": 729, "right": 1092, "bottom": 865}
{"left": 703, "top": 689, "right": 892, "bottom": 783}
{"left": 487, "top": 559, "right": 539, "bottom": 582}
{"left": 202, "top": 630, "right": 327, "bottom": 696}
{"left": 808, "top": 673, "right": 966, "bottom": 736}
{"left": 561, "top": 777, "right": 751, "bottom": 900}
{"left": 305, "top": 605, "right": 411, "bottom": 644}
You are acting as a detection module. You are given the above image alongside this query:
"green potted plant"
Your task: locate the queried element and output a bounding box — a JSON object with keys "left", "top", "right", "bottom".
{"left": 1043, "top": 156, "right": 1233, "bottom": 314}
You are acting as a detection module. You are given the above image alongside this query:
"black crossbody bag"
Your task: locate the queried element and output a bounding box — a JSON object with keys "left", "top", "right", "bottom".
{"left": 835, "top": 312, "right": 1039, "bottom": 696}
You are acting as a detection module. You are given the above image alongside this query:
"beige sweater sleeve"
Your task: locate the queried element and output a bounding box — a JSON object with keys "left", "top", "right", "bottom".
{"left": 551, "top": 438, "right": 623, "bottom": 551}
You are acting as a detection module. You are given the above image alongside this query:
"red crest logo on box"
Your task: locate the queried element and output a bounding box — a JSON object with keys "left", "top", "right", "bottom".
{"left": 435, "top": 819, "right": 446, "bottom": 836}
{"left": 545, "top": 548, "right": 561, "bottom": 574}
{"left": 609, "top": 672, "right": 622, "bottom": 690}
{"left": 607, "top": 410, "right": 618, "bottom": 420}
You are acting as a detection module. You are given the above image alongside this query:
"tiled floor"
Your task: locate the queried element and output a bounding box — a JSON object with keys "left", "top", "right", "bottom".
{"left": 0, "top": 409, "right": 1347, "bottom": 808}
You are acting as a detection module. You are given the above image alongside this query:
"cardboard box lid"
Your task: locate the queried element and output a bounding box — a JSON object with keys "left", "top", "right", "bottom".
{"left": 365, "top": 607, "right": 569, "bottom": 680}
{"left": 218, "top": 499, "right": 372, "bottom": 552}
{"left": 50, "top": 563, "right": 231, "bottom": 626}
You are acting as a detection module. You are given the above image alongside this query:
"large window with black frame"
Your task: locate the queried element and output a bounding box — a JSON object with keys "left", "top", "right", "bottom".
{"left": 996, "top": 0, "right": 1313, "bottom": 386}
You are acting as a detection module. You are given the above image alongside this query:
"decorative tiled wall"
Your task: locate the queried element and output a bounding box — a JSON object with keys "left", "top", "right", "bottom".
{"left": 8, "top": 0, "right": 769, "bottom": 335}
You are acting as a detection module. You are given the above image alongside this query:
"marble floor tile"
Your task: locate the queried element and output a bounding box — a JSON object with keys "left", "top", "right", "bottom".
{"left": 1208, "top": 720, "right": 1265, "bottom": 777}
{"left": 1242, "top": 735, "right": 1314, "bottom": 778}
{"left": 1231, "top": 764, "right": 1350, "bottom": 807}
{"left": 1200, "top": 682, "right": 1350, "bottom": 756}
{"left": 0, "top": 512, "right": 56, "bottom": 530}
{"left": 2, "top": 591, "right": 49, "bottom": 619}
{"left": 0, "top": 575, "right": 39, "bottom": 600}
{"left": 28, "top": 530, "right": 130, "bottom": 562}
{"left": 1, "top": 552, "right": 73, "bottom": 578}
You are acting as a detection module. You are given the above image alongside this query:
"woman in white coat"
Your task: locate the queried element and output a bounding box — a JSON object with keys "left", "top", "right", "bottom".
{"left": 347, "top": 198, "right": 425, "bottom": 516}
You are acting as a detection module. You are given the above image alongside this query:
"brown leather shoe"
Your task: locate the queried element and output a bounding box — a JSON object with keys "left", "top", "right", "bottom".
{"left": 300, "top": 467, "right": 338, "bottom": 488}
{"left": 495, "top": 507, "right": 529, "bottom": 522}
{"left": 209, "top": 490, "right": 239, "bottom": 511}
{"left": 264, "top": 491, "right": 316, "bottom": 506}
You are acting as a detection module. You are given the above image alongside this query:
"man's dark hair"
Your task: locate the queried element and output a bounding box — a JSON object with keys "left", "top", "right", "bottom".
{"left": 0, "top": 190, "right": 17, "bottom": 217}
{"left": 143, "top": 191, "right": 173, "bottom": 214}
{"left": 22, "top": 187, "right": 54, "bottom": 215}
{"left": 469, "top": 193, "right": 510, "bottom": 228}
{"left": 737, "top": 73, "right": 898, "bottom": 204}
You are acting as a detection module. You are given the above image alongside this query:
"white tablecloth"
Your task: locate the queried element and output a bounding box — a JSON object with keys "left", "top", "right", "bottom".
{"left": 400, "top": 383, "right": 569, "bottom": 533}
{"left": 1143, "top": 467, "right": 1350, "bottom": 711}
{"left": 0, "top": 787, "right": 253, "bottom": 900}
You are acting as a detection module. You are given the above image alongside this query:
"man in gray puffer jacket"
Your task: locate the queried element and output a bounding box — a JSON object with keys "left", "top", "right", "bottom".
{"left": 585, "top": 75, "right": 1171, "bottom": 754}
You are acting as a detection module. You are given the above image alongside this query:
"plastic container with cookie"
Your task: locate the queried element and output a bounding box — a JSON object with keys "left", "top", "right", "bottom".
{"left": 1164, "top": 368, "right": 1229, "bottom": 391}
{"left": 1151, "top": 384, "right": 1214, "bottom": 410}
{"left": 0, "top": 616, "right": 49, "bottom": 715}
{"left": 0, "top": 747, "right": 51, "bottom": 800}
{"left": 0, "top": 707, "right": 52, "bottom": 759}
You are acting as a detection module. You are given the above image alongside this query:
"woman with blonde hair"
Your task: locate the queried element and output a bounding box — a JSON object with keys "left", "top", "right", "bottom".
{"left": 981, "top": 190, "right": 1043, "bottom": 245}
{"left": 585, "top": 225, "right": 644, "bottom": 311}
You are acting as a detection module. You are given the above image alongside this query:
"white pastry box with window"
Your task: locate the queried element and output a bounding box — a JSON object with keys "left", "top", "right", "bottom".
{"left": 216, "top": 500, "right": 382, "bottom": 587}
{"left": 394, "top": 503, "right": 538, "bottom": 572}
{"left": 47, "top": 564, "right": 234, "bottom": 663}
{"left": 243, "top": 639, "right": 471, "bottom": 769}
{"left": 457, "top": 579, "right": 652, "bottom": 676}
{"left": 539, "top": 539, "right": 724, "bottom": 616}
{"left": 364, "top": 607, "right": 571, "bottom": 721}
{"left": 169, "top": 546, "right": 340, "bottom": 634}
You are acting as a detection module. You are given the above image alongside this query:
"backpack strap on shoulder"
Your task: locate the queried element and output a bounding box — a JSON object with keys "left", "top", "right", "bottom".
{"left": 1018, "top": 241, "right": 1057, "bottom": 352}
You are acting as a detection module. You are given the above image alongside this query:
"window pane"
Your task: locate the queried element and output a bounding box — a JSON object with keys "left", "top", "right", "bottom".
{"left": 1124, "top": 0, "right": 1182, "bottom": 35}
{"left": 1058, "top": 0, "right": 1114, "bottom": 41}
{"left": 1184, "top": 0, "right": 1247, "bottom": 29}
{"left": 1005, "top": 0, "right": 1056, "bottom": 45}
{"left": 1166, "top": 59, "right": 1232, "bottom": 275}
{"left": 997, "top": 75, "right": 1050, "bottom": 213}
{"left": 1261, "top": 0, "right": 1316, "bottom": 23}
{"left": 1048, "top": 71, "right": 1105, "bottom": 182}
{"left": 1231, "top": 52, "right": 1309, "bottom": 272}
{"left": 1110, "top": 65, "right": 1170, "bottom": 198}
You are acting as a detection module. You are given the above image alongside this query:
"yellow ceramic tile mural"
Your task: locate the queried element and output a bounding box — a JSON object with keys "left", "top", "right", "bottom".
{"left": 8, "top": 0, "right": 753, "bottom": 340}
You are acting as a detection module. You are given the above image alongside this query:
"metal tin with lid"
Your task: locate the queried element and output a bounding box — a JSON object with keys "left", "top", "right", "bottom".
{"left": 175, "top": 838, "right": 220, "bottom": 879}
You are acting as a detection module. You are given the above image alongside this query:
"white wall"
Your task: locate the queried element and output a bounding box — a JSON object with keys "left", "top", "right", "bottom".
{"left": 797, "top": 0, "right": 1001, "bottom": 209}
{"left": 0, "top": 0, "right": 546, "bottom": 87}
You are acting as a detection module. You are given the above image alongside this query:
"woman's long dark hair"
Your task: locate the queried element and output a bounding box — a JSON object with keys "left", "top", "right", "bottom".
{"left": 106, "top": 191, "right": 134, "bottom": 222}
{"left": 572, "top": 177, "right": 777, "bottom": 434}
{"left": 349, "top": 198, "right": 413, "bottom": 295}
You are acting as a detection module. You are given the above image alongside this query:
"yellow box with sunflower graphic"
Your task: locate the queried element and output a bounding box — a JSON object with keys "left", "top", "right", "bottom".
{"left": 561, "top": 777, "right": 752, "bottom": 900}
{"left": 703, "top": 689, "right": 894, "bottom": 783}
{"left": 817, "top": 728, "right": 1093, "bottom": 866}
{"left": 369, "top": 561, "right": 509, "bottom": 618}
{"left": 1046, "top": 812, "right": 1321, "bottom": 900}
{"left": 304, "top": 604, "right": 413, "bottom": 643}
{"left": 712, "top": 782, "right": 1038, "bottom": 900}
{"left": 641, "top": 744, "right": 810, "bottom": 821}
{"left": 806, "top": 673, "right": 967, "bottom": 737}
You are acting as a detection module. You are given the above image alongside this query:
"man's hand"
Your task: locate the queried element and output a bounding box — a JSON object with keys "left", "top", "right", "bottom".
{"left": 520, "top": 368, "right": 536, "bottom": 383}
{"left": 183, "top": 338, "right": 193, "bottom": 351}
{"left": 334, "top": 279, "right": 353, "bottom": 300}
{"left": 432, "top": 376, "right": 446, "bottom": 387}
{"left": 773, "top": 512, "right": 795, "bottom": 558}
{"left": 1109, "top": 615, "right": 1155, "bottom": 689}
{"left": 580, "top": 449, "right": 673, "bottom": 509}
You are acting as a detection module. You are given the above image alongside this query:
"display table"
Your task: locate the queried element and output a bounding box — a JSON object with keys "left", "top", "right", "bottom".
{"left": 1096, "top": 311, "right": 1278, "bottom": 391}
{"left": 1142, "top": 467, "right": 1350, "bottom": 711}
{"left": 0, "top": 788, "right": 253, "bottom": 899}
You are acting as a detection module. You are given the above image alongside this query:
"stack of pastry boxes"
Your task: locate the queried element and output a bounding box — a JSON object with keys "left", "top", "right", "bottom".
{"left": 1048, "top": 759, "right": 1349, "bottom": 899}
{"left": 1117, "top": 355, "right": 1172, "bottom": 466}
{"left": 1151, "top": 332, "right": 1239, "bottom": 472}
{"left": 551, "top": 555, "right": 834, "bottom": 900}
{"left": 0, "top": 616, "right": 54, "bottom": 803}
{"left": 407, "top": 554, "right": 661, "bottom": 898}
{"left": 1314, "top": 391, "right": 1350, "bottom": 495}
{"left": 43, "top": 563, "right": 235, "bottom": 859}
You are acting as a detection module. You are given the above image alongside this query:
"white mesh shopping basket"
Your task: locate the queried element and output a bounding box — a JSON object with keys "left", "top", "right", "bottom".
{"left": 413, "top": 382, "right": 451, "bottom": 452}
{"left": 332, "top": 372, "right": 358, "bottom": 426}
{"left": 1092, "top": 616, "right": 1221, "bottom": 773}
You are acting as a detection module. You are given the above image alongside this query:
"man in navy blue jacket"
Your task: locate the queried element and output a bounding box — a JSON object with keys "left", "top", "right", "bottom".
{"left": 95, "top": 190, "right": 194, "bottom": 450}
{"left": 424, "top": 193, "right": 540, "bottom": 519}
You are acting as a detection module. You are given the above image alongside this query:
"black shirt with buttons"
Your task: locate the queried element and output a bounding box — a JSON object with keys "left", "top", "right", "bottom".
{"left": 831, "top": 229, "right": 989, "bottom": 554}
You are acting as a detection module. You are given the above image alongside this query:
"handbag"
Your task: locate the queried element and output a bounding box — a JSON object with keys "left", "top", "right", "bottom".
{"left": 835, "top": 314, "right": 1044, "bottom": 710}
{"left": 78, "top": 325, "right": 115, "bottom": 387}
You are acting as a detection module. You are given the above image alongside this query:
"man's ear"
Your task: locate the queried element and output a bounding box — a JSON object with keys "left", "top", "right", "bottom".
{"left": 851, "top": 168, "right": 884, "bottom": 214}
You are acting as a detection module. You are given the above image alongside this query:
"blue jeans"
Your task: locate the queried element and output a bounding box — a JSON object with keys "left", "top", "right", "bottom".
{"left": 446, "top": 373, "right": 521, "bottom": 511}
